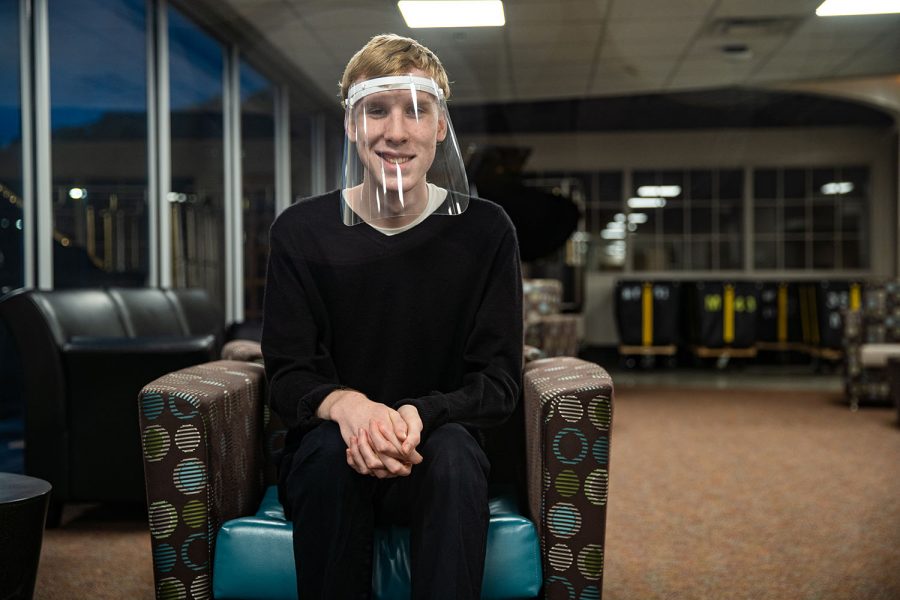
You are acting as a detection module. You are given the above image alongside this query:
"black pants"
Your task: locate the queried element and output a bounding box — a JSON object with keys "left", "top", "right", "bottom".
{"left": 281, "top": 421, "right": 490, "bottom": 600}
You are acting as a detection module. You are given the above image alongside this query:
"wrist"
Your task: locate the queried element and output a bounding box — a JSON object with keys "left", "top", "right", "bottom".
{"left": 318, "top": 388, "right": 362, "bottom": 420}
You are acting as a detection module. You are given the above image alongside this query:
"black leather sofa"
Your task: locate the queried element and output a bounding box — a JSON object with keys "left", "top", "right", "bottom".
{"left": 0, "top": 287, "right": 224, "bottom": 524}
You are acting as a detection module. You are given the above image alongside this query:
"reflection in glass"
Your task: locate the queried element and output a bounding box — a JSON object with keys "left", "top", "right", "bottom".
{"left": 49, "top": 0, "right": 148, "bottom": 288}
{"left": 689, "top": 240, "right": 711, "bottom": 270}
{"left": 169, "top": 6, "right": 224, "bottom": 308}
{"left": 0, "top": 1, "right": 23, "bottom": 295}
{"left": 754, "top": 240, "right": 777, "bottom": 270}
{"left": 754, "top": 205, "right": 777, "bottom": 237}
{"left": 717, "top": 204, "right": 742, "bottom": 236}
{"left": 240, "top": 60, "right": 275, "bottom": 320}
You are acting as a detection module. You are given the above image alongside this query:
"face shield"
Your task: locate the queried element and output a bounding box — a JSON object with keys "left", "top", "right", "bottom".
{"left": 341, "top": 74, "right": 469, "bottom": 227}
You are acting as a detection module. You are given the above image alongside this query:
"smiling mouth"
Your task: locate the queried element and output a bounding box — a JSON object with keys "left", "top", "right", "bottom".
{"left": 378, "top": 152, "right": 413, "bottom": 165}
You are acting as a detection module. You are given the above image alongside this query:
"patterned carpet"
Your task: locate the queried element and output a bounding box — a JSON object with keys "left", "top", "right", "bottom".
{"left": 30, "top": 385, "right": 900, "bottom": 599}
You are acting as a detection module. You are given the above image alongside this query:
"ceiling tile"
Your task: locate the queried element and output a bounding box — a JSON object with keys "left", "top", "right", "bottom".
{"left": 508, "top": 22, "right": 606, "bottom": 46}
{"left": 714, "top": 0, "right": 821, "bottom": 18}
{"left": 605, "top": 18, "right": 701, "bottom": 46}
{"left": 609, "top": 0, "right": 717, "bottom": 21}
{"left": 300, "top": 7, "right": 405, "bottom": 31}
{"left": 220, "top": 0, "right": 900, "bottom": 106}
{"left": 505, "top": 0, "right": 609, "bottom": 23}
{"left": 508, "top": 41, "right": 597, "bottom": 64}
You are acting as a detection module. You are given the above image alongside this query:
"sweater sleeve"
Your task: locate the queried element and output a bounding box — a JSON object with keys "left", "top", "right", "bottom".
{"left": 261, "top": 218, "right": 342, "bottom": 432}
{"left": 404, "top": 223, "right": 524, "bottom": 436}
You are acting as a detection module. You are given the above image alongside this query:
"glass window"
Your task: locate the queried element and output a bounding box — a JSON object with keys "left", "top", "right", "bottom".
{"left": 718, "top": 169, "right": 742, "bottom": 200}
{"left": 753, "top": 169, "right": 776, "bottom": 200}
{"left": 240, "top": 60, "right": 275, "bottom": 321}
{"left": 48, "top": 0, "right": 148, "bottom": 288}
{"left": 631, "top": 168, "right": 743, "bottom": 271}
{"left": 168, "top": 6, "right": 225, "bottom": 309}
{"left": 0, "top": 1, "right": 23, "bottom": 295}
{"left": 753, "top": 166, "right": 869, "bottom": 270}
{"left": 689, "top": 170, "right": 713, "bottom": 201}
{"left": 325, "top": 119, "right": 343, "bottom": 190}
{"left": 783, "top": 168, "right": 806, "bottom": 199}
{"left": 291, "top": 108, "right": 313, "bottom": 202}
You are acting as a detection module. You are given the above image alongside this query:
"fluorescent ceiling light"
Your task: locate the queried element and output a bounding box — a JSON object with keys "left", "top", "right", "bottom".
{"left": 637, "top": 185, "right": 681, "bottom": 198}
{"left": 601, "top": 229, "right": 626, "bottom": 240}
{"left": 398, "top": 1, "right": 505, "bottom": 28}
{"left": 627, "top": 197, "right": 667, "bottom": 209}
{"left": 821, "top": 182, "right": 854, "bottom": 195}
{"left": 816, "top": 0, "right": 900, "bottom": 16}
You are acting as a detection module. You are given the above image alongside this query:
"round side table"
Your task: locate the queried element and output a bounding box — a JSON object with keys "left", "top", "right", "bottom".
{"left": 0, "top": 472, "right": 52, "bottom": 600}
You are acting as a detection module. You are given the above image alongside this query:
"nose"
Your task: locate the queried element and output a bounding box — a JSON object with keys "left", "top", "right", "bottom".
{"left": 384, "top": 108, "right": 408, "bottom": 143}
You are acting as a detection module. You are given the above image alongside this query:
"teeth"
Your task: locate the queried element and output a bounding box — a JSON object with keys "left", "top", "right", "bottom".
{"left": 383, "top": 155, "right": 411, "bottom": 164}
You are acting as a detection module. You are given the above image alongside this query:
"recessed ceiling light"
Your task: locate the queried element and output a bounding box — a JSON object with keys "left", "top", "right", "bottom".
{"left": 637, "top": 185, "right": 681, "bottom": 198}
{"left": 816, "top": 0, "right": 900, "bottom": 16}
{"left": 398, "top": 1, "right": 505, "bottom": 28}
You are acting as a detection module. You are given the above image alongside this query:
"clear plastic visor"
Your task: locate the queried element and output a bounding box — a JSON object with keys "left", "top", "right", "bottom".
{"left": 341, "top": 75, "right": 469, "bottom": 227}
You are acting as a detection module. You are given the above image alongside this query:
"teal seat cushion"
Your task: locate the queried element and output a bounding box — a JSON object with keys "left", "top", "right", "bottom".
{"left": 214, "top": 486, "right": 542, "bottom": 599}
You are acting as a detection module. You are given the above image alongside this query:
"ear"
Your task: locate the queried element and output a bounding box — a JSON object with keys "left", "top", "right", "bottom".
{"left": 436, "top": 115, "right": 448, "bottom": 143}
{"left": 344, "top": 110, "right": 356, "bottom": 141}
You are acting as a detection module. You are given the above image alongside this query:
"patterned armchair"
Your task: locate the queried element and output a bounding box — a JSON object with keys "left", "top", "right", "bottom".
{"left": 843, "top": 280, "right": 900, "bottom": 410}
{"left": 138, "top": 347, "right": 613, "bottom": 599}
{"left": 523, "top": 278, "right": 583, "bottom": 357}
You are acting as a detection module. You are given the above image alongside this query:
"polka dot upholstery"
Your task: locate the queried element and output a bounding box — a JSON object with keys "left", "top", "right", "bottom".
{"left": 139, "top": 360, "right": 266, "bottom": 600}
{"left": 140, "top": 349, "right": 614, "bottom": 600}
{"left": 523, "top": 357, "right": 613, "bottom": 599}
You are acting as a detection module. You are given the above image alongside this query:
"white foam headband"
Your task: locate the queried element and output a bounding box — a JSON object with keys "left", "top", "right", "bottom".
{"left": 345, "top": 75, "right": 443, "bottom": 109}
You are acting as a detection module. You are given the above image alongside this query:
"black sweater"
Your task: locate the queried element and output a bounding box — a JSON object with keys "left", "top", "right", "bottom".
{"left": 261, "top": 190, "right": 523, "bottom": 450}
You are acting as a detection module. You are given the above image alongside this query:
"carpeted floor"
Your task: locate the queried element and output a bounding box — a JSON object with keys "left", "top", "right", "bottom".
{"left": 31, "top": 383, "right": 900, "bottom": 599}
{"left": 603, "top": 386, "right": 900, "bottom": 600}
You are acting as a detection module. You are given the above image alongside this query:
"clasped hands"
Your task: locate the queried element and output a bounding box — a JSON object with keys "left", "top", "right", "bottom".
{"left": 319, "top": 389, "right": 423, "bottom": 478}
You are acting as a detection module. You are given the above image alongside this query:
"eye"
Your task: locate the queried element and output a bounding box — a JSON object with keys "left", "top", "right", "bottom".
{"left": 364, "top": 102, "right": 387, "bottom": 117}
{"left": 407, "top": 101, "right": 432, "bottom": 117}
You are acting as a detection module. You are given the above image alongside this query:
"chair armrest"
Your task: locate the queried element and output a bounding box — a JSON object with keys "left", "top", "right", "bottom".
{"left": 522, "top": 356, "right": 613, "bottom": 599}
{"left": 221, "top": 339, "right": 263, "bottom": 363}
{"left": 138, "top": 360, "right": 267, "bottom": 597}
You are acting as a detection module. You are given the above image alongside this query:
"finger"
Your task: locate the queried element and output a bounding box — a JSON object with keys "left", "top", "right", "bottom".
{"left": 347, "top": 436, "right": 369, "bottom": 475}
{"left": 388, "top": 411, "right": 408, "bottom": 442}
{"left": 357, "top": 429, "right": 387, "bottom": 471}
{"left": 401, "top": 426, "right": 422, "bottom": 457}
{"left": 364, "top": 429, "right": 412, "bottom": 475}
{"left": 368, "top": 419, "right": 404, "bottom": 458}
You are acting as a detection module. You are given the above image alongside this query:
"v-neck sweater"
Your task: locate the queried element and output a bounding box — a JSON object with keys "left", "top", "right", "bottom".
{"left": 261, "top": 189, "right": 524, "bottom": 450}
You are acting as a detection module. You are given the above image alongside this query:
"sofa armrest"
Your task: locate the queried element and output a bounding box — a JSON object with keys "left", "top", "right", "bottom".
{"left": 138, "top": 360, "right": 267, "bottom": 599}
{"left": 221, "top": 339, "right": 263, "bottom": 363}
{"left": 522, "top": 356, "right": 613, "bottom": 599}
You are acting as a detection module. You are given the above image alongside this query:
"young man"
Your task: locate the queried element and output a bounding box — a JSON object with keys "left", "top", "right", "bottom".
{"left": 261, "top": 33, "right": 523, "bottom": 599}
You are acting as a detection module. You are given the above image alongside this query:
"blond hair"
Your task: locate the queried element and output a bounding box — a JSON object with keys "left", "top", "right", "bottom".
{"left": 340, "top": 34, "right": 450, "bottom": 102}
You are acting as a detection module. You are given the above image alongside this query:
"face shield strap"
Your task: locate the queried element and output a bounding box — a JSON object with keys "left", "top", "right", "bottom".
{"left": 345, "top": 75, "right": 443, "bottom": 109}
